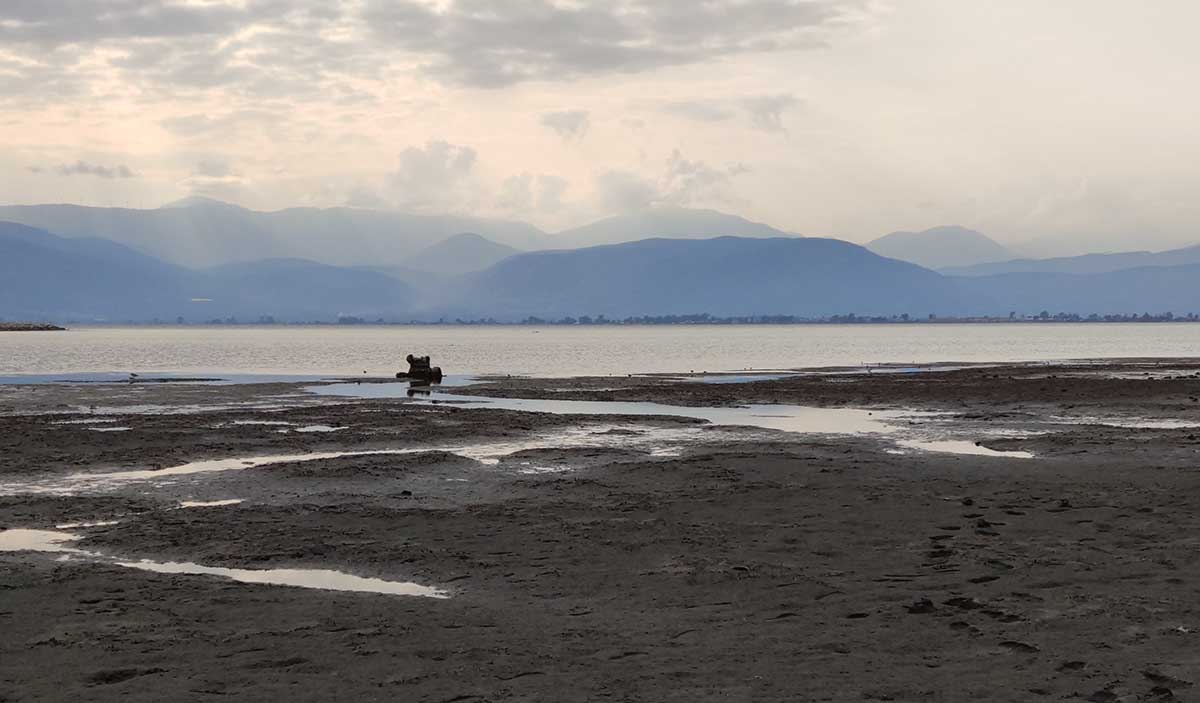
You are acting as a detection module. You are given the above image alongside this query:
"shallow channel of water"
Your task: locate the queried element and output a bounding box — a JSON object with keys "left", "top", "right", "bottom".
{"left": 0, "top": 528, "right": 445, "bottom": 598}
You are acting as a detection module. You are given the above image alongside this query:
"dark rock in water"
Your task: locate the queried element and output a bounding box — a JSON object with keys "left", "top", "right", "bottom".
{"left": 906, "top": 598, "right": 936, "bottom": 614}
{"left": 397, "top": 353, "right": 443, "bottom": 381}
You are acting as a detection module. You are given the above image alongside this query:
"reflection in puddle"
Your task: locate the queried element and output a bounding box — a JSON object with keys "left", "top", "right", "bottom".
{"left": 88, "top": 426, "right": 131, "bottom": 432}
{"left": 0, "top": 528, "right": 445, "bottom": 598}
{"left": 289, "top": 425, "right": 344, "bottom": 433}
{"left": 893, "top": 440, "right": 1034, "bottom": 459}
{"left": 179, "top": 499, "right": 244, "bottom": 508}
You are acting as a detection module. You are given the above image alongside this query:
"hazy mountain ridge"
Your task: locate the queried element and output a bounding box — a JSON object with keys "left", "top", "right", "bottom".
{"left": 956, "top": 264, "right": 1200, "bottom": 315}
{"left": 0, "top": 201, "right": 548, "bottom": 269}
{"left": 433, "top": 236, "right": 979, "bottom": 320}
{"left": 868, "top": 226, "right": 1015, "bottom": 269}
{"left": 551, "top": 207, "right": 798, "bottom": 249}
{"left": 942, "top": 244, "right": 1200, "bottom": 277}
{"left": 0, "top": 222, "right": 415, "bottom": 321}
{"left": 9, "top": 210, "right": 1200, "bottom": 323}
{"left": 401, "top": 232, "right": 520, "bottom": 274}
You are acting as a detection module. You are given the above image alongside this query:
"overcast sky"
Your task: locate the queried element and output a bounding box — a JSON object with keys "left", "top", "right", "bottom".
{"left": 2, "top": 1, "right": 1198, "bottom": 253}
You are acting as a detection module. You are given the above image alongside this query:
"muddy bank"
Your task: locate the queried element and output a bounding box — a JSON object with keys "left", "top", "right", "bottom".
{"left": 2, "top": 361, "right": 1199, "bottom": 701}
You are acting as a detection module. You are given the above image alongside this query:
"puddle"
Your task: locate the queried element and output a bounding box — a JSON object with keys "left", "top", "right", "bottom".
{"left": 179, "top": 499, "right": 244, "bottom": 508}
{"left": 289, "top": 425, "right": 344, "bottom": 433}
{"left": 0, "top": 527, "right": 445, "bottom": 598}
{"left": 53, "top": 418, "right": 119, "bottom": 425}
{"left": 681, "top": 374, "right": 797, "bottom": 384}
{"left": 88, "top": 426, "right": 132, "bottom": 432}
{"left": 309, "top": 383, "right": 922, "bottom": 435}
{"left": 0, "top": 529, "right": 82, "bottom": 552}
{"left": 229, "top": 420, "right": 294, "bottom": 427}
{"left": 54, "top": 519, "right": 121, "bottom": 529}
{"left": 1051, "top": 415, "right": 1200, "bottom": 430}
{"left": 893, "top": 440, "right": 1034, "bottom": 459}
{"left": 111, "top": 559, "right": 447, "bottom": 598}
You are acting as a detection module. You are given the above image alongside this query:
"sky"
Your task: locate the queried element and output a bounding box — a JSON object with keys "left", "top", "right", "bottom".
{"left": 1, "top": 1, "right": 1198, "bottom": 255}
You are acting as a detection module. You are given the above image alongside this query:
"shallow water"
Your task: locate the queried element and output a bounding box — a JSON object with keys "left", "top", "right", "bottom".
{"left": 893, "top": 439, "right": 1034, "bottom": 459}
{"left": 4, "top": 324, "right": 1200, "bottom": 377}
{"left": 0, "top": 529, "right": 82, "bottom": 552}
{"left": 179, "top": 499, "right": 244, "bottom": 508}
{"left": 0, "top": 528, "right": 444, "bottom": 597}
{"left": 111, "top": 559, "right": 447, "bottom": 598}
{"left": 312, "top": 383, "right": 922, "bottom": 434}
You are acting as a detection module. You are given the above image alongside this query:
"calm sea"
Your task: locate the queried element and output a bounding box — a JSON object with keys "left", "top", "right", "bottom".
{"left": 2, "top": 324, "right": 1199, "bottom": 378}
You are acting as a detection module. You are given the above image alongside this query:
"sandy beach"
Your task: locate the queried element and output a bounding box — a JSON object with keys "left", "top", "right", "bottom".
{"left": 2, "top": 361, "right": 1199, "bottom": 701}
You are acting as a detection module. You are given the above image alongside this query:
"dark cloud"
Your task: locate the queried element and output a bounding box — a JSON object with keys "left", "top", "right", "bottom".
{"left": 0, "top": 1, "right": 875, "bottom": 99}
{"left": 53, "top": 161, "right": 136, "bottom": 179}
{"left": 365, "top": 0, "right": 870, "bottom": 87}
{"left": 540, "top": 110, "right": 590, "bottom": 140}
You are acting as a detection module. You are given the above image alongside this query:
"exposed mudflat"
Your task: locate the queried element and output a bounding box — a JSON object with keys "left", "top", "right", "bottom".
{"left": 2, "top": 361, "right": 1200, "bottom": 701}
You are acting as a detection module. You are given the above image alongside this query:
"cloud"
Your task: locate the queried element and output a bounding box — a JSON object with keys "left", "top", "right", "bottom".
{"left": 662, "top": 94, "right": 800, "bottom": 132}
{"left": 540, "top": 110, "right": 590, "bottom": 140}
{"left": 496, "top": 173, "right": 535, "bottom": 213}
{"left": 179, "top": 161, "right": 249, "bottom": 203}
{"left": 593, "top": 150, "right": 747, "bottom": 214}
{"left": 0, "top": 1, "right": 880, "bottom": 101}
{"left": 741, "top": 94, "right": 799, "bottom": 132}
{"left": 366, "top": 0, "right": 876, "bottom": 87}
{"left": 536, "top": 175, "right": 569, "bottom": 214}
{"left": 496, "top": 173, "right": 572, "bottom": 216}
{"left": 193, "top": 160, "right": 234, "bottom": 179}
{"left": 53, "top": 161, "right": 136, "bottom": 179}
{"left": 386, "top": 139, "right": 480, "bottom": 213}
{"left": 662, "top": 100, "right": 737, "bottom": 123}
{"left": 594, "top": 170, "right": 663, "bottom": 213}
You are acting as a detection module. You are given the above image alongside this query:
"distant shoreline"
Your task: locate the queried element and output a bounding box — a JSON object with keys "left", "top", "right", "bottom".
{"left": 38, "top": 316, "right": 1200, "bottom": 328}
{"left": 0, "top": 322, "right": 66, "bottom": 332}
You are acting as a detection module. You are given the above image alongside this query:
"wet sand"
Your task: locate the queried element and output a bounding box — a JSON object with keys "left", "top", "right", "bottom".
{"left": 2, "top": 361, "right": 1199, "bottom": 701}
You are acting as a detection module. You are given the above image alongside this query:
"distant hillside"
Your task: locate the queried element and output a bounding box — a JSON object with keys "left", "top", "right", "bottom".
{"left": 0, "top": 221, "right": 191, "bottom": 320}
{"left": 958, "top": 264, "right": 1200, "bottom": 315}
{"left": 0, "top": 200, "right": 548, "bottom": 268}
{"left": 550, "top": 207, "right": 796, "bottom": 249}
{"left": 199, "top": 259, "right": 415, "bottom": 321}
{"left": 943, "top": 244, "right": 1200, "bottom": 277}
{"left": 0, "top": 221, "right": 415, "bottom": 322}
{"left": 402, "top": 233, "right": 519, "bottom": 274}
{"left": 868, "top": 226, "right": 1014, "bottom": 269}
{"left": 431, "top": 236, "right": 978, "bottom": 320}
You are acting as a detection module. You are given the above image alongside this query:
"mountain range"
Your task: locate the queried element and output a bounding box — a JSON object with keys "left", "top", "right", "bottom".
{"left": 0, "top": 200, "right": 790, "bottom": 270}
{"left": 867, "top": 226, "right": 1015, "bottom": 269}
{"left": 5, "top": 199, "right": 1200, "bottom": 322}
